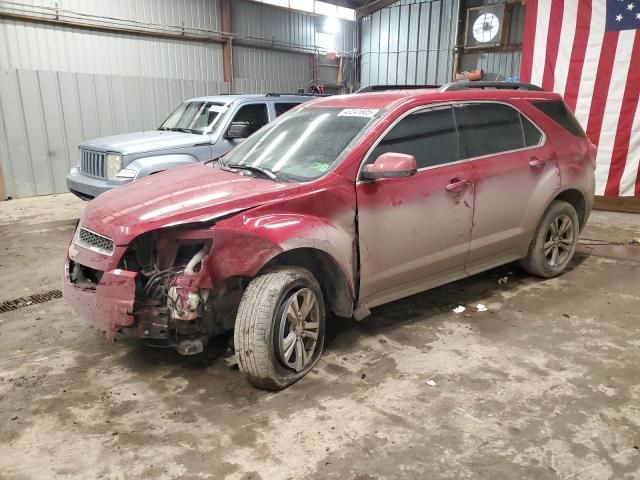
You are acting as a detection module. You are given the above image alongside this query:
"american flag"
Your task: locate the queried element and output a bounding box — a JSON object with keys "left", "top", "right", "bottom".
{"left": 520, "top": 0, "right": 640, "bottom": 197}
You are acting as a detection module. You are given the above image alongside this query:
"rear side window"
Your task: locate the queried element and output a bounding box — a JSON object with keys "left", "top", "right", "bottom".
{"left": 455, "top": 103, "right": 524, "bottom": 158}
{"left": 370, "top": 105, "right": 458, "bottom": 169}
{"left": 521, "top": 115, "right": 543, "bottom": 147}
{"left": 275, "top": 103, "right": 301, "bottom": 117}
{"left": 531, "top": 100, "right": 586, "bottom": 137}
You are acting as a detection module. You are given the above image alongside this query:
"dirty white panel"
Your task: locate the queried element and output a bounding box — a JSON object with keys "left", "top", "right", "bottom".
{"left": 232, "top": 46, "right": 310, "bottom": 94}
{"left": 57, "top": 71, "right": 86, "bottom": 170}
{"left": 38, "top": 70, "right": 71, "bottom": 192}
{"left": 0, "top": 70, "right": 35, "bottom": 198}
{"left": 16, "top": 69, "right": 54, "bottom": 196}
{"left": 0, "top": 18, "right": 224, "bottom": 82}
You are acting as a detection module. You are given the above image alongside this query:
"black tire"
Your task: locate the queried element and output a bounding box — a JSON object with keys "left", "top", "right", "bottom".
{"left": 234, "top": 266, "right": 326, "bottom": 390}
{"left": 520, "top": 200, "right": 580, "bottom": 278}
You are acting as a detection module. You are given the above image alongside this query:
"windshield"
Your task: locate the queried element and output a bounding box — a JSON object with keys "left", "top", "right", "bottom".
{"left": 221, "top": 106, "right": 380, "bottom": 182}
{"left": 159, "top": 101, "right": 226, "bottom": 135}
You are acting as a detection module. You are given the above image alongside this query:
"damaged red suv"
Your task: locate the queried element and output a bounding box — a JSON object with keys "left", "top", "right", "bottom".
{"left": 64, "top": 83, "right": 595, "bottom": 390}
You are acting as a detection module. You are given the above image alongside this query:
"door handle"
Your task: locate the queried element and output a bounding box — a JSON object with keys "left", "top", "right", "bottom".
{"left": 446, "top": 179, "right": 470, "bottom": 193}
{"left": 529, "top": 157, "right": 546, "bottom": 169}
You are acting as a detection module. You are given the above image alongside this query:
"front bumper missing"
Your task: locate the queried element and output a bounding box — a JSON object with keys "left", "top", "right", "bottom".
{"left": 63, "top": 260, "right": 137, "bottom": 339}
{"left": 63, "top": 260, "right": 207, "bottom": 354}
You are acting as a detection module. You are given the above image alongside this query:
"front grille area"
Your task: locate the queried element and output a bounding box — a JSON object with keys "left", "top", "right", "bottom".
{"left": 80, "top": 149, "right": 106, "bottom": 178}
{"left": 77, "top": 227, "right": 115, "bottom": 256}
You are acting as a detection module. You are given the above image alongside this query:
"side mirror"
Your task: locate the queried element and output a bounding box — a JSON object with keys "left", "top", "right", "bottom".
{"left": 225, "top": 121, "right": 250, "bottom": 140}
{"left": 361, "top": 152, "right": 417, "bottom": 181}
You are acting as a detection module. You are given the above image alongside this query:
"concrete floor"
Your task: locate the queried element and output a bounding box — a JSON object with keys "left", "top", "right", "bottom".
{"left": 1, "top": 194, "right": 639, "bottom": 480}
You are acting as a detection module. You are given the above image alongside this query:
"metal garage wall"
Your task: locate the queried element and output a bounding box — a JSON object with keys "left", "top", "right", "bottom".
{"left": 0, "top": 0, "right": 224, "bottom": 80}
{"left": 458, "top": 0, "right": 524, "bottom": 79}
{"left": 233, "top": 47, "right": 310, "bottom": 94}
{"left": 360, "top": 0, "right": 460, "bottom": 87}
{"left": 231, "top": 0, "right": 356, "bottom": 94}
{"left": 0, "top": 0, "right": 226, "bottom": 198}
{"left": 0, "top": 68, "right": 227, "bottom": 198}
{"left": 232, "top": 0, "right": 355, "bottom": 53}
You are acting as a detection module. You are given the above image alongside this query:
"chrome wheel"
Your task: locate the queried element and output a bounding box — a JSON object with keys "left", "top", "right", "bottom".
{"left": 276, "top": 288, "right": 320, "bottom": 372}
{"left": 543, "top": 214, "right": 575, "bottom": 267}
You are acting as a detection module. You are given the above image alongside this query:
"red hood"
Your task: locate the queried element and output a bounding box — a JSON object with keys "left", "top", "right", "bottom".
{"left": 80, "top": 163, "right": 299, "bottom": 245}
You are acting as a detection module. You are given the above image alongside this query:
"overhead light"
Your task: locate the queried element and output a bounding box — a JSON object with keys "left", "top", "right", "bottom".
{"left": 323, "top": 16, "right": 339, "bottom": 33}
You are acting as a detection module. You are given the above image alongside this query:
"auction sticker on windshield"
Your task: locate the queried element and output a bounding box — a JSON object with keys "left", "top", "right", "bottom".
{"left": 337, "top": 108, "right": 379, "bottom": 118}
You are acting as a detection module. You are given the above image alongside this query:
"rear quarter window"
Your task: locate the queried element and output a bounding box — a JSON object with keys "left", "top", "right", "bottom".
{"left": 531, "top": 100, "right": 586, "bottom": 137}
{"left": 521, "top": 115, "right": 543, "bottom": 147}
{"left": 275, "top": 103, "right": 301, "bottom": 117}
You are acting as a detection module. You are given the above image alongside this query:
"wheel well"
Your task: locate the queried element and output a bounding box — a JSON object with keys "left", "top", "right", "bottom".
{"left": 555, "top": 189, "right": 586, "bottom": 227}
{"left": 262, "top": 248, "right": 354, "bottom": 318}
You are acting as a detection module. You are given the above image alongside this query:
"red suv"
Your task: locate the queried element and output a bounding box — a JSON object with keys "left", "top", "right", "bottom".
{"left": 63, "top": 83, "right": 596, "bottom": 390}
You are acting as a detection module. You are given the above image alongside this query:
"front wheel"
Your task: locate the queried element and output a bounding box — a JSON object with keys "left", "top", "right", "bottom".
{"left": 520, "top": 200, "right": 580, "bottom": 278}
{"left": 234, "top": 267, "right": 326, "bottom": 390}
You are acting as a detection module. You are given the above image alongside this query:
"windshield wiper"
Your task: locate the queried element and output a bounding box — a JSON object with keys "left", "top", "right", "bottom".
{"left": 223, "top": 163, "right": 278, "bottom": 181}
{"left": 159, "top": 127, "right": 196, "bottom": 134}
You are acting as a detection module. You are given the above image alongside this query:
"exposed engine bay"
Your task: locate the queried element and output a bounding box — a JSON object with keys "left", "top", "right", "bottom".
{"left": 70, "top": 226, "right": 244, "bottom": 355}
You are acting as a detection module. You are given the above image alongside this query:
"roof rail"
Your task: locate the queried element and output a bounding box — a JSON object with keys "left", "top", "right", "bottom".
{"left": 356, "top": 84, "right": 440, "bottom": 93}
{"left": 439, "top": 81, "right": 543, "bottom": 92}
{"left": 265, "top": 92, "right": 331, "bottom": 97}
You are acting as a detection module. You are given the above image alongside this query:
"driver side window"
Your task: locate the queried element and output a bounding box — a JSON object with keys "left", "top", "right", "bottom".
{"left": 230, "top": 103, "right": 269, "bottom": 136}
{"left": 369, "top": 105, "right": 459, "bottom": 169}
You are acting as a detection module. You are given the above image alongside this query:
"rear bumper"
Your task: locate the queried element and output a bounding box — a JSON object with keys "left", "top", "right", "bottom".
{"left": 62, "top": 258, "right": 138, "bottom": 338}
{"left": 66, "top": 168, "right": 132, "bottom": 200}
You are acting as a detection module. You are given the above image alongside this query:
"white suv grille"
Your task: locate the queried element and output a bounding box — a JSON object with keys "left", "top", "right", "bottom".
{"left": 80, "top": 150, "right": 106, "bottom": 179}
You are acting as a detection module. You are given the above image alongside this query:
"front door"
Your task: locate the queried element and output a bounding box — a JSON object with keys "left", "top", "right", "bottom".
{"left": 357, "top": 105, "right": 474, "bottom": 308}
{"left": 215, "top": 102, "right": 270, "bottom": 157}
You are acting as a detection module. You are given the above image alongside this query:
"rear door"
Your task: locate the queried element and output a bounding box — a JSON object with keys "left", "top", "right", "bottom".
{"left": 357, "top": 105, "right": 474, "bottom": 307}
{"left": 456, "top": 102, "right": 559, "bottom": 274}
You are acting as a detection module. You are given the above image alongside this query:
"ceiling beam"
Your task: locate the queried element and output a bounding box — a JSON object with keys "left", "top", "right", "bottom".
{"left": 319, "top": 0, "right": 358, "bottom": 7}
{"left": 356, "top": 0, "right": 398, "bottom": 19}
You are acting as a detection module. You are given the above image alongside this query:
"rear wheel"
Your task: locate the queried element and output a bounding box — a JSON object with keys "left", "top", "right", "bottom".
{"left": 234, "top": 266, "right": 325, "bottom": 390}
{"left": 520, "top": 200, "right": 579, "bottom": 278}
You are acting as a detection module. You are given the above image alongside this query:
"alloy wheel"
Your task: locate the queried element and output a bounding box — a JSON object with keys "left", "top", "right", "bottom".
{"left": 543, "top": 214, "right": 575, "bottom": 267}
{"left": 276, "top": 288, "right": 321, "bottom": 372}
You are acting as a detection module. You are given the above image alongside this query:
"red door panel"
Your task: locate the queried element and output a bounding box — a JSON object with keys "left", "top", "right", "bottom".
{"left": 357, "top": 162, "right": 474, "bottom": 307}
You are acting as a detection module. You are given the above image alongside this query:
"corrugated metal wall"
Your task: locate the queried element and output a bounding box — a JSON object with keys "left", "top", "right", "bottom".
{"left": 0, "top": 0, "right": 355, "bottom": 197}
{"left": 360, "top": 0, "right": 460, "bottom": 87}
{"left": 0, "top": 68, "right": 226, "bottom": 198}
{"left": 233, "top": 47, "right": 310, "bottom": 94}
{"left": 458, "top": 0, "right": 523, "bottom": 79}
{"left": 0, "top": 0, "right": 358, "bottom": 197}
{"left": 0, "top": 0, "right": 225, "bottom": 80}
{"left": 0, "top": 0, "right": 229, "bottom": 198}
{"left": 359, "top": 0, "right": 524, "bottom": 87}
{"left": 232, "top": 0, "right": 355, "bottom": 53}
{"left": 231, "top": 0, "right": 355, "bottom": 94}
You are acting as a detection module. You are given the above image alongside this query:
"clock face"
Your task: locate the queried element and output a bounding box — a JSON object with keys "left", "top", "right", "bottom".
{"left": 472, "top": 12, "right": 500, "bottom": 43}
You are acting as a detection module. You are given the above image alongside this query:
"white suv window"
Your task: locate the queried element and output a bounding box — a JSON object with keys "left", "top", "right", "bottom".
{"left": 230, "top": 104, "right": 269, "bottom": 136}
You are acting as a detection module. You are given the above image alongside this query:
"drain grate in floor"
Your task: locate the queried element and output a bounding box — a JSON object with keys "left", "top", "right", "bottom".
{"left": 0, "top": 289, "right": 63, "bottom": 314}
